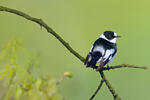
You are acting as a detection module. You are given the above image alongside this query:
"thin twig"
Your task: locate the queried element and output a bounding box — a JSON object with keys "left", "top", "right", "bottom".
{"left": 89, "top": 64, "right": 147, "bottom": 100}
{"left": 102, "top": 64, "right": 147, "bottom": 71}
{"left": 89, "top": 79, "right": 104, "bottom": 100}
{"left": 56, "top": 75, "right": 65, "bottom": 85}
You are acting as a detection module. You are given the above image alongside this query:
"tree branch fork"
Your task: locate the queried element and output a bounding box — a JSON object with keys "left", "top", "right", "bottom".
{"left": 0, "top": 6, "right": 147, "bottom": 100}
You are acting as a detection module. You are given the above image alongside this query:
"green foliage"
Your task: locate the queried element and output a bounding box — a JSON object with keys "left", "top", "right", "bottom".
{"left": 0, "top": 39, "right": 70, "bottom": 100}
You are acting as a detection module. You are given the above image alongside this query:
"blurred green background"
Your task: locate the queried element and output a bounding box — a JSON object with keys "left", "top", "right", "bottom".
{"left": 0, "top": 0, "right": 150, "bottom": 100}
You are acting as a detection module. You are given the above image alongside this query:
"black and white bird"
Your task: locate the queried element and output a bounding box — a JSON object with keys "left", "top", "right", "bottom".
{"left": 84, "top": 31, "right": 120, "bottom": 71}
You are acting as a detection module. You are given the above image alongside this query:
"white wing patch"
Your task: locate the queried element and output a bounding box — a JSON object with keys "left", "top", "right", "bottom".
{"left": 103, "top": 49, "right": 115, "bottom": 63}
{"left": 93, "top": 45, "right": 105, "bottom": 63}
{"left": 108, "top": 53, "right": 116, "bottom": 64}
{"left": 93, "top": 45, "right": 105, "bottom": 55}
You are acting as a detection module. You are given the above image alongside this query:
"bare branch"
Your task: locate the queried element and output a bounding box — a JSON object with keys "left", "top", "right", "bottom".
{"left": 89, "top": 63, "right": 147, "bottom": 100}
{"left": 102, "top": 64, "right": 147, "bottom": 71}
{"left": 89, "top": 79, "right": 104, "bottom": 100}
{"left": 0, "top": 6, "right": 85, "bottom": 63}
{"left": 99, "top": 71, "right": 121, "bottom": 100}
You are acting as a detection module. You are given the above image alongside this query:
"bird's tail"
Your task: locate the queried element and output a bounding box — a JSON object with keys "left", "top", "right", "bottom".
{"left": 86, "top": 52, "right": 102, "bottom": 69}
{"left": 87, "top": 59, "right": 97, "bottom": 68}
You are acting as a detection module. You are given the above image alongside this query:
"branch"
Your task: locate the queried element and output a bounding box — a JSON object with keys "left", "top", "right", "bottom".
{"left": 102, "top": 64, "right": 147, "bottom": 71}
{"left": 0, "top": 6, "right": 85, "bottom": 63}
{"left": 89, "top": 64, "right": 147, "bottom": 100}
{"left": 99, "top": 71, "right": 121, "bottom": 100}
{"left": 89, "top": 79, "right": 104, "bottom": 100}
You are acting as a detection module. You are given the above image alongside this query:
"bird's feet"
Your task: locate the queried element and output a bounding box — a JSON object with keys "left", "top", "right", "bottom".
{"left": 106, "top": 65, "right": 110, "bottom": 70}
{"left": 91, "top": 65, "right": 97, "bottom": 69}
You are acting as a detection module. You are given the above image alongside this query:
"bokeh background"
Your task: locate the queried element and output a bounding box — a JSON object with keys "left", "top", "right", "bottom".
{"left": 0, "top": 0, "right": 150, "bottom": 100}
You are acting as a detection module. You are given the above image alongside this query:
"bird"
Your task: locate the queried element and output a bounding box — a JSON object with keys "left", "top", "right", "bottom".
{"left": 84, "top": 31, "right": 120, "bottom": 71}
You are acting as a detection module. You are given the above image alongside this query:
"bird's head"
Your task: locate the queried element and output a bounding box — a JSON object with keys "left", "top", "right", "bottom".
{"left": 100, "top": 31, "right": 120, "bottom": 43}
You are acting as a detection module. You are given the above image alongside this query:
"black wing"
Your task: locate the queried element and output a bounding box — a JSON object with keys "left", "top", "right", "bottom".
{"left": 87, "top": 52, "right": 102, "bottom": 68}
{"left": 84, "top": 38, "right": 104, "bottom": 68}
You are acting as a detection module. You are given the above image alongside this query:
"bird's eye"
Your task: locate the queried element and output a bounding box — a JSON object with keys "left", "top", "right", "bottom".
{"left": 112, "top": 35, "right": 115, "bottom": 38}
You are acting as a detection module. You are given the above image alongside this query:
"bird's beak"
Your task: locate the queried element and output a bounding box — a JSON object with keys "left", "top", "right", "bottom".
{"left": 116, "top": 35, "right": 121, "bottom": 38}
